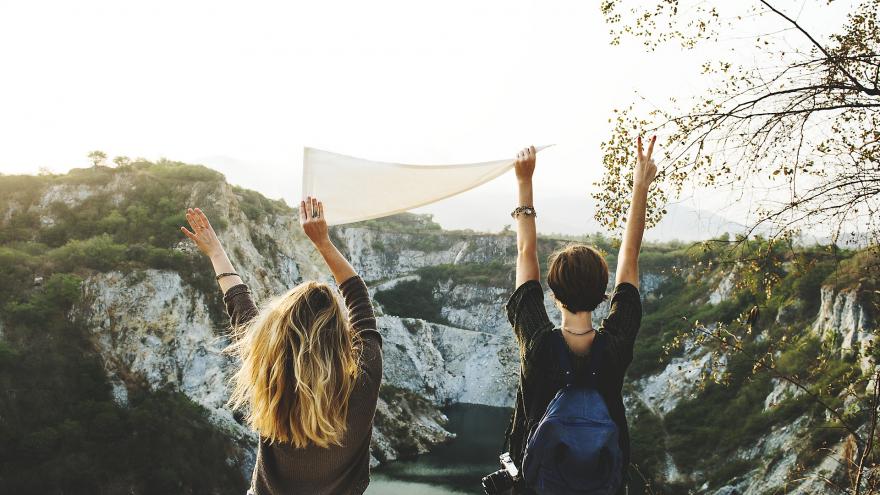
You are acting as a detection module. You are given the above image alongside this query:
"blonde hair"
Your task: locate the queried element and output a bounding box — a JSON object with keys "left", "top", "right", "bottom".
{"left": 225, "top": 281, "right": 361, "bottom": 448}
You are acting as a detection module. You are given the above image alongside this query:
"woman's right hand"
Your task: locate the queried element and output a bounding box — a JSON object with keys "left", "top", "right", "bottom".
{"left": 301, "top": 196, "right": 358, "bottom": 284}
{"left": 300, "top": 196, "right": 331, "bottom": 247}
{"left": 181, "top": 207, "right": 225, "bottom": 259}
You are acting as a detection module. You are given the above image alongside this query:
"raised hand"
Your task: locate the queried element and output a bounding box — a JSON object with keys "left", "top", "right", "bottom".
{"left": 514, "top": 145, "right": 539, "bottom": 288}
{"left": 181, "top": 207, "right": 225, "bottom": 258}
{"left": 634, "top": 135, "right": 658, "bottom": 191}
{"left": 299, "top": 196, "right": 358, "bottom": 283}
{"left": 300, "top": 196, "right": 330, "bottom": 247}
{"left": 615, "top": 136, "right": 658, "bottom": 289}
{"left": 514, "top": 145, "right": 537, "bottom": 182}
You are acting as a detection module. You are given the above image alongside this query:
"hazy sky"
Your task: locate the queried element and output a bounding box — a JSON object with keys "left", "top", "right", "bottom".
{"left": 0, "top": 0, "right": 850, "bottom": 237}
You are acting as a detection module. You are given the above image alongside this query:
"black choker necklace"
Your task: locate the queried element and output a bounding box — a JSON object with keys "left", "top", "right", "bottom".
{"left": 562, "top": 326, "right": 595, "bottom": 336}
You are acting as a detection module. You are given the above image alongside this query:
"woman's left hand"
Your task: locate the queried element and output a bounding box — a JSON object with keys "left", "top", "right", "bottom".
{"left": 181, "top": 207, "right": 225, "bottom": 259}
{"left": 634, "top": 135, "right": 658, "bottom": 191}
{"left": 514, "top": 145, "right": 537, "bottom": 183}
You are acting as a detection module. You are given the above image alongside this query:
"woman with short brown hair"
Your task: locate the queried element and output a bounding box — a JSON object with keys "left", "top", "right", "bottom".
{"left": 502, "top": 138, "right": 657, "bottom": 494}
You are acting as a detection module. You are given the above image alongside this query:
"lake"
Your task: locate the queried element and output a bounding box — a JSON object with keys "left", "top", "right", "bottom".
{"left": 365, "top": 403, "right": 513, "bottom": 494}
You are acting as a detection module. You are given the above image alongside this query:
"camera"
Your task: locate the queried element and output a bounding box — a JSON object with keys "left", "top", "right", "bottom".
{"left": 481, "top": 452, "right": 523, "bottom": 494}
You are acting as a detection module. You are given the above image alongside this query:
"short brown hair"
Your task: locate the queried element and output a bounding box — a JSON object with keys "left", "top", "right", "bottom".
{"left": 547, "top": 244, "right": 609, "bottom": 313}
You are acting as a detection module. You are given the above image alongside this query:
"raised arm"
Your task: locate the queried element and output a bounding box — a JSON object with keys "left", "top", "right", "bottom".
{"left": 299, "top": 196, "right": 358, "bottom": 285}
{"left": 615, "top": 136, "right": 658, "bottom": 289}
{"left": 302, "top": 196, "right": 382, "bottom": 381}
{"left": 514, "top": 145, "right": 539, "bottom": 289}
{"left": 181, "top": 207, "right": 257, "bottom": 330}
{"left": 181, "top": 207, "right": 244, "bottom": 293}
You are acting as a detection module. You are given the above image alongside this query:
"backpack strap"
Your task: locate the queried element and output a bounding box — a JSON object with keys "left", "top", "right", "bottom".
{"left": 553, "top": 330, "right": 606, "bottom": 389}
{"left": 553, "top": 330, "right": 575, "bottom": 387}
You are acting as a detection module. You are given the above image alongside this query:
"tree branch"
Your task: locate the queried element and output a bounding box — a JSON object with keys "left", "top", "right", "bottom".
{"left": 759, "top": 0, "right": 877, "bottom": 96}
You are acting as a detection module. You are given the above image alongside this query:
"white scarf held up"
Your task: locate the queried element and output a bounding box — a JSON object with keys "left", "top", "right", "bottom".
{"left": 301, "top": 145, "right": 552, "bottom": 226}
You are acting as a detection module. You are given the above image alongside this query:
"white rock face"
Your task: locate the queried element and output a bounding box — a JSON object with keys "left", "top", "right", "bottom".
{"left": 371, "top": 393, "right": 455, "bottom": 464}
{"left": 763, "top": 378, "right": 804, "bottom": 411}
{"left": 437, "top": 281, "right": 510, "bottom": 334}
{"left": 76, "top": 268, "right": 258, "bottom": 476}
{"left": 720, "top": 415, "right": 810, "bottom": 495}
{"left": 640, "top": 272, "right": 667, "bottom": 295}
{"left": 813, "top": 286, "right": 872, "bottom": 338}
{"left": 335, "top": 227, "right": 513, "bottom": 282}
{"left": 110, "top": 378, "right": 129, "bottom": 407}
{"left": 372, "top": 275, "right": 421, "bottom": 294}
{"left": 380, "top": 316, "right": 519, "bottom": 407}
{"left": 633, "top": 341, "right": 728, "bottom": 417}
{"left": 79, "top": 269, "right": 236, "bottom": 413}
{"left": 38, "top": 182, "right": 97, "bottom": 208}
{"left": 705, "top": 411, "right": 852, "bottom": 495}
{"left": 709, "top": 271, "right": 736, "bottom": 305}
{"left": 736, "top": 414, "right": 849, "bottom": 495}
{"left": 812, "top": 285, "right": 876, "bottom": 373}
{"left": 73, "top": 267, "right": 472, "bottom": 469}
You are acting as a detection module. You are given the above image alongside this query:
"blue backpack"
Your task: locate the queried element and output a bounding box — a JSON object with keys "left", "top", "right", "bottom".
{"left": 521, "top": 331, "right": 623, "bottom": 495}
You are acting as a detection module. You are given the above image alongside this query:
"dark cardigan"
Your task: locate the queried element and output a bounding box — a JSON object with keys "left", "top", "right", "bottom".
{"left": 224, "top": 275, "right": 382, "bottom": 495}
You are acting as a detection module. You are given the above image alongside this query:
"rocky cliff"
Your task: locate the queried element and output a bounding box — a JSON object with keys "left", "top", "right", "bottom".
{"left": 13, "top": 171, "right": 669, "bottom": 474}
{"left": 1, "top": 162, "right": 877, "bottom": 494}
{"left": 52, "top": 178, "right": 527, "bottom": 471}
{"left": 813, "top": 285, "right": 877, "bottom": 374}
{"left": 622, "top": 260, "right": 879, "bottom": 494}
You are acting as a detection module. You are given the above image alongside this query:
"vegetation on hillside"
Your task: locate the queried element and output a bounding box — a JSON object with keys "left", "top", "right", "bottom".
{"left": 628, "top": 241, "right": 880, "bottom": 494}
{"left": 374, "top": 261, "right": 515, "bottom": 323}
{"left": 371, "top": 224, "right": 879, "bottom": 492}
{"left": 0, "top": 271, "right": 247, "bottom": 494}
{"left": 0, "top": 160, "right": 265, "bottom": 494}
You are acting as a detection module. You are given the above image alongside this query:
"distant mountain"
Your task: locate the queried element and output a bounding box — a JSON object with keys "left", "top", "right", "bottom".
{"left": 414, "top": 190, "right": 748, "bottom": 242}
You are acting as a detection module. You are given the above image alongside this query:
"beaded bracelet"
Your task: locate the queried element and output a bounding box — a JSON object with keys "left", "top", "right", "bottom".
{"left": 510, "top": 206, "right": 537, "bottom": 219}
{"left": 215, "top": 272, "right": 239, "bottom": 281}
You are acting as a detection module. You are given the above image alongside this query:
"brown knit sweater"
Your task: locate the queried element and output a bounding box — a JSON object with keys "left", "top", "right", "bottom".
{"left": 223, "top": 275, "right": 383, "bottom": 495}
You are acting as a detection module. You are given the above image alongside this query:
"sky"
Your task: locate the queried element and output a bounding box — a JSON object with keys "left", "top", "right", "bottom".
{"left": 0, "top": 0, "right": 854, "bottom": 239}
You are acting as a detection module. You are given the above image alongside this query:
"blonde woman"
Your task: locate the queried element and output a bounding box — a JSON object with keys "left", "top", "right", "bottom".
{"left": 180, "top": 196, "right": 383, "bottom": 495}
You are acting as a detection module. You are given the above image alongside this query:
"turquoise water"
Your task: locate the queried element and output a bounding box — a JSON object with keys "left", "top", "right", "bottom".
{"left": 365, "top": 404, "right": 513, "bottom": 494}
